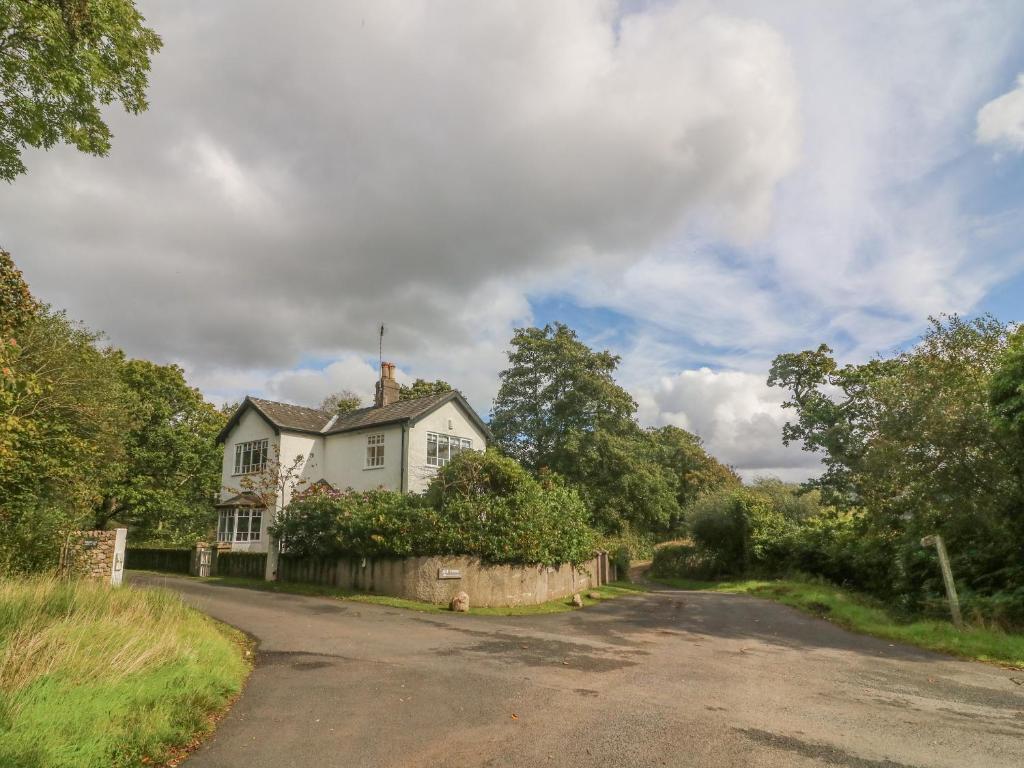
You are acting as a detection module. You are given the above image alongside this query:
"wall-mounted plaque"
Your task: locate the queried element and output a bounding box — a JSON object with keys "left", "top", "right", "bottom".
{"left": 438, "top": 568, "right": 462, "bottom": 580}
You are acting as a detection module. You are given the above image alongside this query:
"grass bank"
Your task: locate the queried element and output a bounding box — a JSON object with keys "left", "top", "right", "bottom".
{"left": 134, "top": 571, "right": 645, "bottom": 615}
{"left": 0, "top": 577, "right": 251, "bottom": 768}
{"left": 654, "top": 576, "right": 1024, "bottom": 668}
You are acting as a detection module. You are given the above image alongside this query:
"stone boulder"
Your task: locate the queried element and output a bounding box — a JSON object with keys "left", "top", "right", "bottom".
{"left": 587, "top": 591, "right": 601, "bottom": 600}
{"left": 450, "top": 591, "right": 470, "bottom": 612}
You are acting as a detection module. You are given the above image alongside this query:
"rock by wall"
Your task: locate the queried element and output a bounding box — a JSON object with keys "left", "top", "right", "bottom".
{"left": 277, "top": 552, "right": 615, "bottom": 607}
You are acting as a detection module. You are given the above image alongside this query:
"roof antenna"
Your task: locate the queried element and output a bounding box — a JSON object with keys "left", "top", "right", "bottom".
{"left": 378, "top": 323, "right": 386, "bottom": 370}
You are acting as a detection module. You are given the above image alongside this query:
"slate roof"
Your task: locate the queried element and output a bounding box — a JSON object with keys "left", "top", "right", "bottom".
{"left": 248, "top": 397, "right": 333, "bottom": 433}
{"left": 217, "top": 391, "right": 491, "bottom": 443}
{"left": 323, "top": 391, "right": 454, "bottom": 434}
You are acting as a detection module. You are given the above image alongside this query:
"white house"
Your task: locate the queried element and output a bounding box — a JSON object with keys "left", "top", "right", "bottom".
{"left": 215, "top": 362, "right": 490, "bottom": 552}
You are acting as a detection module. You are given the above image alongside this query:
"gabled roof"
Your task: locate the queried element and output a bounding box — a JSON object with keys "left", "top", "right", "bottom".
{"left": 216, "top": 396, "right": 332, "bottom": 443}
{"left": 217, "top": 391, "right": 492, "bottom": 444}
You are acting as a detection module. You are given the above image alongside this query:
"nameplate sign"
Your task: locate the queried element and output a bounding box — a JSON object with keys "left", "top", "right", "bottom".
{"left": 438, "top": 568, "right": 462, "bottom": 580}
{"left": 82, "top": 539, "right": 98, "bottom": 549}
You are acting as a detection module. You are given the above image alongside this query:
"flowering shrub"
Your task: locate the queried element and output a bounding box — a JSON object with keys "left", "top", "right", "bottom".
{"left": 272, "top": 450, "right": 596, "bottom": 566}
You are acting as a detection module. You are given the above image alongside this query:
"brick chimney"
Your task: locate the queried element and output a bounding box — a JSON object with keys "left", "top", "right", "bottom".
{"left": 375, "top": 361, "right": 399, "bottom": 408}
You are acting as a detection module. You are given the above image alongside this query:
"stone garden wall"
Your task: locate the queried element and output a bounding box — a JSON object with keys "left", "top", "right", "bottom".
{"left": 60, "top": 529, "right": 127, "bottom": 585}
{"left": 277, "top": 551, "right": 616, "bottom": 607}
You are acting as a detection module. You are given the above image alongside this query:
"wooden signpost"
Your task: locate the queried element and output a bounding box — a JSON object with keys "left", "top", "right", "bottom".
{"left": 920, "top": 534, "right": 963, "bottom": 630}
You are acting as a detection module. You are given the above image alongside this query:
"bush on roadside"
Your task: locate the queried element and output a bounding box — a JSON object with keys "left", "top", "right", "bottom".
{"left": 273, "top": 449, "right": 597, "bottom": 567}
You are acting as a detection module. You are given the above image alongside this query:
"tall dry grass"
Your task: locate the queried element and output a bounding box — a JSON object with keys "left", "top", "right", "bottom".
{"left": 0, "top": 577, "right": 249, "bottom": 768}
{"left": 0, "top": 577, "right": 204, "bottom": 693}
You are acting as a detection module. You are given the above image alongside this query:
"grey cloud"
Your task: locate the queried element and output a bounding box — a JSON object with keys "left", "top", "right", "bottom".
{"left": 0, "top": 0, "right": 799, "bottom": 378}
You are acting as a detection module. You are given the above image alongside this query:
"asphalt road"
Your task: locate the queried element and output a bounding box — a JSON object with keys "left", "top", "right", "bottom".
{"left": 130, "top": 573, "right": 1024, "bottom": 768}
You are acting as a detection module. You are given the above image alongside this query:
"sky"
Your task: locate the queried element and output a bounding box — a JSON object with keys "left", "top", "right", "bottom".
{"left": 2, "top": 1, "right": 1022, "bottom": 482}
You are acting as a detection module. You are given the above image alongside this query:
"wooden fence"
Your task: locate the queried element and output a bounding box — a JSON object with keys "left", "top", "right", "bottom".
{"left": 124, "top": 547, "right": 191, "bottom": 574}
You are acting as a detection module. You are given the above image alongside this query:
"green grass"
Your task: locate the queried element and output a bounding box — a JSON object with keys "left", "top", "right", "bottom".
{"left": 0, "top": 577, "right": 251, "bottom": 768}
{"left": 654, "top": 576, "right": 1024, "bottom": 668}
{"left": 134, "top": 570, "right": 646, "bottom": 616}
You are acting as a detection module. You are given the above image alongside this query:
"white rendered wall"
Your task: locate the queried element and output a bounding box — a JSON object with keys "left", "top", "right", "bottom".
{"left": 321, "top": 424, "right": 404, "bottom": 492}
{"left": 406, "top": 401, "right": 488, "bottom": 493}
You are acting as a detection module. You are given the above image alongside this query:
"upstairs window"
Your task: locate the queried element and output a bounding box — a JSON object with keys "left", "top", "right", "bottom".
{"left": 365, "top": 433, "right": 385, "bottom": 468}
{"left": 234, "top": 439, "right": 268, "bottom": 474}
{"left": 426, "top": 432, "right": 472, "bottom": 467}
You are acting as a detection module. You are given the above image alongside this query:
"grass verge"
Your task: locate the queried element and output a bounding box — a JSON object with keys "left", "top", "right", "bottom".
{"left": 132, "top": 570, "right": 646, "bottom": 616}
{"left": 0, "top": 577, "right": 251, "bottom": 768}
{"left": 653, "top": 575, "right": 1024, "bottom": 668}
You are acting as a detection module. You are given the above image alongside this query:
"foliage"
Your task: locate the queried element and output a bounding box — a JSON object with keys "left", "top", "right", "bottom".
{"left": 490, "top": 323, "right": 736, "bottom": 534}
{"left": 399, "top": 378, "right": 452, "bottom": 401}
{"left": 0, "top": 250, "right": 225, "bottom": 574}
{"left": 765, "top": 315, "right": 1024, "bottom": 626}
{"left": 491, "top": 323, "right": 636, "bottom": 468}
{"left": 0, "top": 309, "right": 130, "bottom": 574}
{"left": 274, "top": 450, "right": 597, "bottom": 567}
{"left": 319, "top": 389, "right": 362, "bottom": 414}
{"left": 0, "top": 576, "right": 249, "bottom": 767}
{"left": 0, "top": 0, "right": 162, "bottom": 181}
{"left": 990, "top": 325, "right": 1024, "bottom": 444}
{"left": 95, "top": 358, "right": 226, "bottom": 544}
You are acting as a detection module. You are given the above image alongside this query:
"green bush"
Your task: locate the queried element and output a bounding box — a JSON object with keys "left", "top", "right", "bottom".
{"left": 273, "top": 450, "right": 597, "bottom": 567}
{"left": 651, "top": 542, "right": 729, "bottom": 580}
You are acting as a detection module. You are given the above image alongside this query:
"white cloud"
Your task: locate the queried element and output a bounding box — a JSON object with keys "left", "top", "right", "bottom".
{"left": 635, "top": 367, "right": 821, "bottom": 480}
{"left": 977, "top": 74, "right": 1024, "bottom": 151}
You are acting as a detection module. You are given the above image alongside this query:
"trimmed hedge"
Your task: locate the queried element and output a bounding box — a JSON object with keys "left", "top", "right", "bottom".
{"left": 273, "top": 450, "right": 597, "bottom": 567}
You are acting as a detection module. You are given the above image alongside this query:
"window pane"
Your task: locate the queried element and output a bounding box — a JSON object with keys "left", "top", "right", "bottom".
{"left": 427, "top": 433, "right": 438, "bottom": 465}
{"left": 250, "top": 510, "right": 262, "bottom": 541}
{"left": 234, "top": 444, "right": 242, "bottom": 474}
{"left": 236, "top": 510, "right": 250, "bottom": 541}
{"left": 461, "top": 438, "right": 472, "bottom": 449}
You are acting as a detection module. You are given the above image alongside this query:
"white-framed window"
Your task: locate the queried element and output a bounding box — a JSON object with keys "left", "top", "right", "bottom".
{"left": 218, "top": 508, "right": 263, "bottom": 543}
{"left": 365, "top": 433, "right": 385, "bottom": 468}
{"left": 426, "top": 432, "right": 472, "bottom": 467}
{"left": 234, "top": 438, "right": 268, "bottom": 475}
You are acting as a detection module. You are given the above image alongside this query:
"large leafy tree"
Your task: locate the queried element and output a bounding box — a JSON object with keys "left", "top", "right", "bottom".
{"left": 768, "top": 315, "right": 1023, "bottom": 604}
{"left": 399, "top": 378, "right": 452, "bottom": 401}
{"left": 1, "top": 303, "right": 130, "bottom": 573}
{"left": 0, "top": 0, "right": 162, "bottom": 181}
{"left": 491, "top": 323, "right": 734, "bottom": 534}
{"left": 95, "top": 358, "right": 226, "bottom": 544}
{"left": 491, "top": 323, "right": 636, "bottom": 469}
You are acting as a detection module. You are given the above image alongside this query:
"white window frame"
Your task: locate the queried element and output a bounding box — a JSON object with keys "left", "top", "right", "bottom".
{"left": 426, "top": 432, "right": 472, "bottom": 467}
{"left": 233, "top": 438, "right": 269, "bottom": 475}
{"left": 217, "top": 508, "right": 263, "bottom": 543}
{"left": 365, "top": 432, "right": 385, "bottom": 469}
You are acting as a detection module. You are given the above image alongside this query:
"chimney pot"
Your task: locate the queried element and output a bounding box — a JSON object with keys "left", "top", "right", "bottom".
{"left": 375, "top": 361, "right": 400, "bottom": 408}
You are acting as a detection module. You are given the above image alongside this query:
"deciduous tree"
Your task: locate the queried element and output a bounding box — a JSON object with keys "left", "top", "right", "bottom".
{"left": 0, "top": 0, "right": 162, "bottom": 181}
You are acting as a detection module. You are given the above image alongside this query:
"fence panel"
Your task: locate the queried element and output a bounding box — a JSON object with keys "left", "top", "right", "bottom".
{"left": 125, "top": 547, "right": 191, "bottom": 574}
{"left": 216, "top": 551, "right": 267, "bottom": 579}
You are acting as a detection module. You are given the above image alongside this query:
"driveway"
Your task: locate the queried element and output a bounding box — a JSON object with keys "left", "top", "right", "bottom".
{"left": 130, "top": 573, "right": 1023, "bottom": 768}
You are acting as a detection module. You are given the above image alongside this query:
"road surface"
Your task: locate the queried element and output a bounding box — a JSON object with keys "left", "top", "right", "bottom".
{"left": 129, "top": 573, "right": 1023, "bottom": 768}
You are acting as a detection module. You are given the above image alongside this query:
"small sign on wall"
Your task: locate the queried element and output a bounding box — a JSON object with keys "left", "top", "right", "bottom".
{"left": 82, "top": 539, "right": 98, "bottom": 549}
{"left": 438, "top": 568, "right": 462, "bottom": 580}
